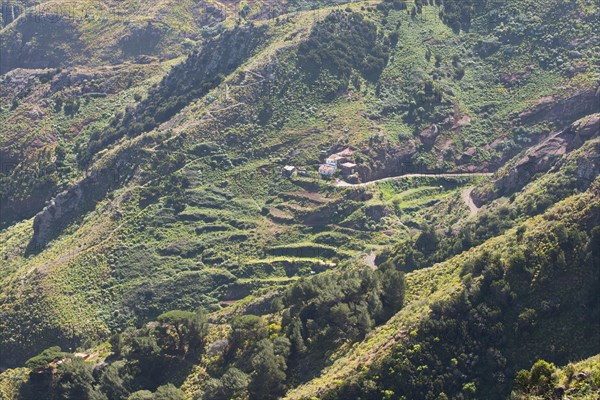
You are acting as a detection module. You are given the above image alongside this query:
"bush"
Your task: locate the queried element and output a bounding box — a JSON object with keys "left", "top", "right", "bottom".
{"left": 229, "top": 315, "right": 268, "bottom": 356}
{"left": 517, "top": 308, "right": 537, "bottom": 331}
{"left": 513, "top": 360, "right": 557, "bottom": 396}
{"left": 24, "top": 347, "right": 65, "bottom": 371}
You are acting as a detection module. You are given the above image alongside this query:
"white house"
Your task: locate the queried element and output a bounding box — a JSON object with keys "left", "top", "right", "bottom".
{"left": 319, "top": 164, "right": 337, "bottom": 177}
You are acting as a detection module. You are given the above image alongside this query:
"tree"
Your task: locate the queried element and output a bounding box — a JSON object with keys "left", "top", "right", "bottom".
{"left": 156, "top": 310, "right": 208, "bottom": 357}
{"left": 288, "top": 318, "right": 306, "bottom": 357}
{"left": 517, "top": 308, "right": 537, "bottom": 332}
{"left": 186, "top": 310, "right": 209, "bottom": 356}
{"left": 129, "top": 335, "right": 161, "bottom": 360}
{"left": 128, "top": 390, "right": 154, "bottom": 400}
{"left": 21, "top": 348, "right": 65, "bottom": 400}
{"left": 513, "top": 369, "right": 531, "bottom": 393}
{"left": 513, "top": 360, "right": 557, "bottom": 396}
{"left": 229, "top": 315, "right": 268, "bottom": 356}
{"left": 379, "top": 264, "right": 406, "bottom": 318}
{"left": 204, "top": 368, "right": 251, "bottom": 400}
{"left": 529, "top": 360, "right": 557, "bottom": 395}
{"left": 389, "top": 31, "right": 400, "bottom": 47}
{"left": 52, "top": 357, "right": 105, "bottom": 400}
{"left": 416, "top": 226, "right": 439, "bottom": 255}
{"left": 462, "top": 382, "right": 477, "bottom": 398}
{"left": 99, "top": 360, "right": 130, "bottom": 400}
{"left": 25, "top": 346, "right": 65, "bottom": 372}
{"left": 153, "top": 384, "right": 184, "bottom": 400}
{"left": 248, "top": 340, "right": 287, "bottom": 400}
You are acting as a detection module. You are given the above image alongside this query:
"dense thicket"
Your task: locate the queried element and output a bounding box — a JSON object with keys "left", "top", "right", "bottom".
{"left": 12, "top": 266, "right": 405, "bottom": 400}
{"left": 323, "top": 208, "right": 600, "bottom": 400}
{"left": 281, "top": 265, "right": 405, "bottom": 352}
{"left": 18, "top": 310, "right": 207, "bottom": 400}
{"left": 297, "top": 10, "right": 390, "bottom": 81}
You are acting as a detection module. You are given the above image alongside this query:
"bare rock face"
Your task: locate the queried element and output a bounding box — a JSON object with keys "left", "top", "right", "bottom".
{"left": 473, "top": 113, "right": 600, "bottom": 204}
{"left": 566, "top": 113, "right": 600, "bottom": 149}
{"left": 518, "top": 86, "right": 600, "bottom": 127}
{"left": 419, "top": 124, "right": 440, "bottom": 148}
{"left": 500, "top": 66, "right": 533, "bottom": 87}
{"left": 0, "top": 68, "right": 53, "bottom": 98}
{"left": 357, "top": 140, "right": 418, "bottom": 182}
{"left": 458, "top": 147, "right": 477, "bottom": 164}
{"left": 29, "top": 180, "right": 89, "bottom": 251}
{"left": 28, "top": 165, "right": 122, "bottom": 252}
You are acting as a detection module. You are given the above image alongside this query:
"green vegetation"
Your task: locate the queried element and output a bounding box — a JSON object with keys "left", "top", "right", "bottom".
{"left": 0, "top": 0, "right": 598, "bottom": 399}
{"left": 24, "top": 347, "right": 65, "bottom": 372}
{"left": 289, "top": 179, "right": 600, "bottom": 399}
{"left": 3, "top": 309, "right": 206, "bottom": 399}
{"left": 297, "top": 10, "right": 390, "bottom": 81}
{"left": 81, "top": 24, "right": 268, "bottom": 166}
{"left": 512, "top": 355, "right": 600, "bottom": 399}
{"left": 278, "top": 265, "right": 405, "bottom": 381}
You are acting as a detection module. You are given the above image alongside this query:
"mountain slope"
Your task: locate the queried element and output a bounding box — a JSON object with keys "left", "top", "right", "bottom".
{"left": 0, "top": 0, "right": 598, "bottom": 398}
{"left": 287, "top": 177, "right": 599, "bottom": 399}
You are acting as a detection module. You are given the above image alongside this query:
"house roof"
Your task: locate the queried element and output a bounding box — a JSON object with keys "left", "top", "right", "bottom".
{"left": 283, "top": 165, "right": 296, "bottom": 171}
{"left": 337, "top": 148, "right": 354, "bottom": 157}
{"left": 319, "top": 164, "right": 337, "bottom": 174}
{"left": 327, "top": 154, "right": 344, "bottom": 161}
{"left": 340, "top": 162, "right": 357, "bottom": 168}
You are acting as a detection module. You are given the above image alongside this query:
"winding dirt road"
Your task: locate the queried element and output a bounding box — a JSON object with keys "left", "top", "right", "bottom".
{"left": 334, "top": 172, "right": 491, "bottom": 217}
{"left": 333, "top": 172, "right": 493, "bottom": 187}
{"left": 334, "top": 172, "right": 493, "bottom": 188}
{"left": 461, "top": 187, "right": 481, "bottom": 217}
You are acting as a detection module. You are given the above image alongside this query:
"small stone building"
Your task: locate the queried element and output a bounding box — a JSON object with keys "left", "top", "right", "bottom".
{"left": 282, "top": 165, "right": 297, "bottom": 177}
{"left": 340, "top": 162, "right": 357, "bottom": 176}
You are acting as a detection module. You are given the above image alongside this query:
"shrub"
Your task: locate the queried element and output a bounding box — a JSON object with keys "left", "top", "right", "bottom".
{"left": 513, "top": 360, "right": 557, "bottom": 396}
{"left": 24, "top": 347, "right": 65, "bottom": 371}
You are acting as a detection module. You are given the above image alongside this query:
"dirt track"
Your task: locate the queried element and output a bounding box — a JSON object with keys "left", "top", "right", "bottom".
{"left": 334, "top": 172, "right": 493, "bottom": 188}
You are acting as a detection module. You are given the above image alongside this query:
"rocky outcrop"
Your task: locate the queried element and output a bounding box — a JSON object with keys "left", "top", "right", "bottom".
{"left": 365, "top": 204, "right": 392, "bottom": 222}
{"left": 357, "top": 140, "right": 418, "bottom": 182}
{"left": 458, "top": 147, "right": 477, "bottom": 164}
{"left": 418, "top": 124, "right": 440, "bottom": 148}
{"left": 499, "top": 66, "right": 533, "bottom": 87}
{"left": 27, "top": 162, "right": 131, "bottom": 252}
{"left": 30, "top": 185, "right": 85, "bottom": 251}
{"left": 473, "top": 113, "right": 600, "bottom": 204}
{"left": 518, "top": 86, "right": 600, "bottom": 128}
